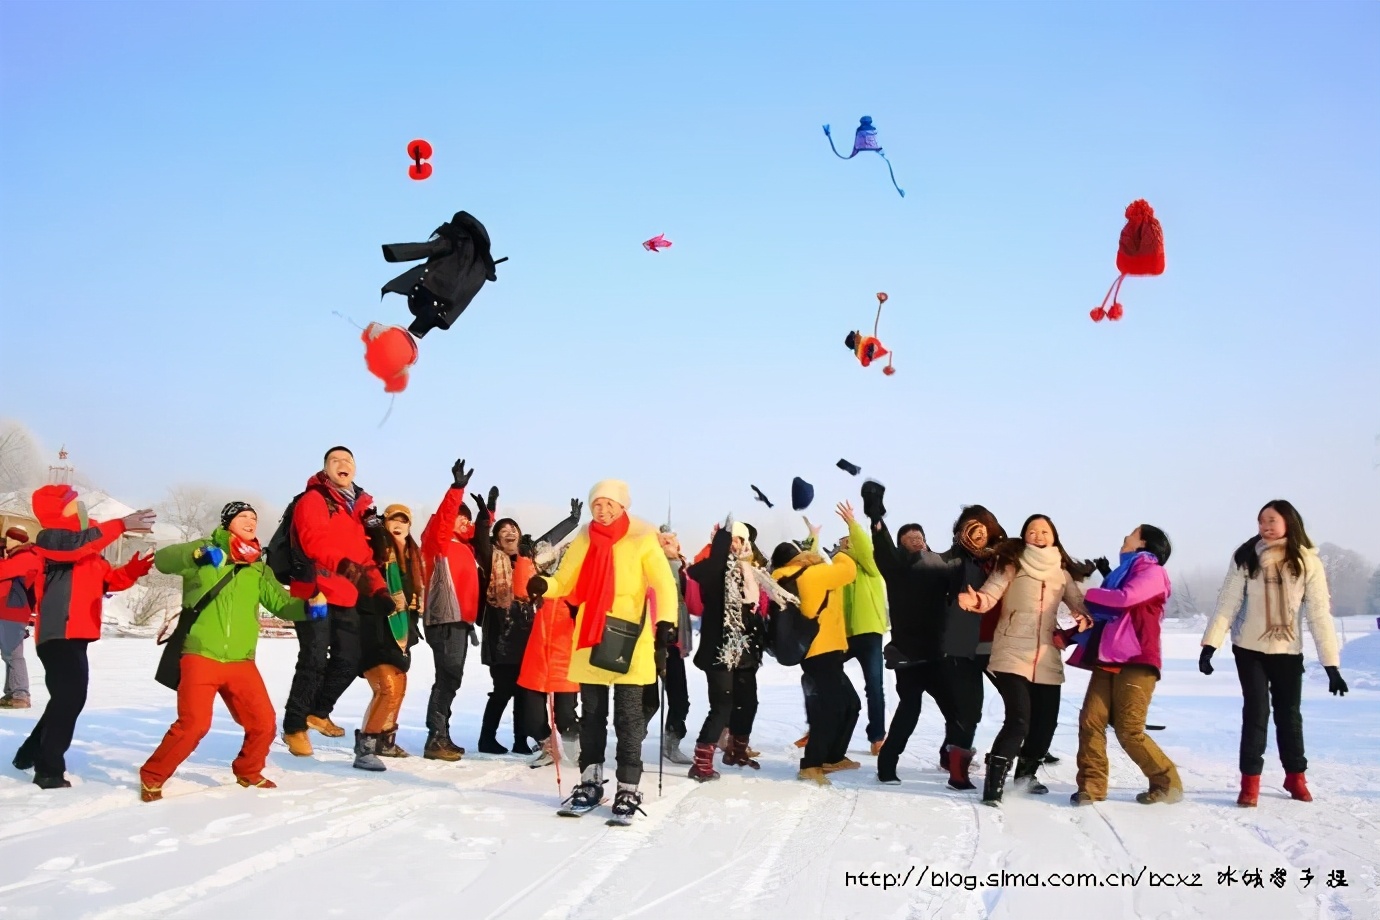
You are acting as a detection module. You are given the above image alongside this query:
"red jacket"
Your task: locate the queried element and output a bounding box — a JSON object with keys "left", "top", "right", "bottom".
{"left": 24, "top": 484, "right": 141, "bottom": 643}
{"left": 420, "top": 487, "right": 490, "bottom": 625}
{"left": 0, "top": 544, "right": 38, "bottom": 624}
{"left": 289, "top": 474, "right": 382, "bottom": 607}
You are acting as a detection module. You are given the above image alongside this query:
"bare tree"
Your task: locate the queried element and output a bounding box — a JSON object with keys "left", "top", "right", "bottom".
{"left": 0, "top": 420, "right": 44, "bottom": 502}
{"left": 1318, "top": 543, "right": 1372, "bottom": 617}
{"left": 128, "top": 572, "right": 183, "bottom": 628}
{"left": 157, "top": 485, "right": 221, "bottom": 542}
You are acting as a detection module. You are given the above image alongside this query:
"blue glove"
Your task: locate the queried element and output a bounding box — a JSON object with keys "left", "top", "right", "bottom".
{"left": 195, "top": 545, "right": 225, "bottom": 567}
{"left": 307, "top": 594, "right": 329, "bottom": 620}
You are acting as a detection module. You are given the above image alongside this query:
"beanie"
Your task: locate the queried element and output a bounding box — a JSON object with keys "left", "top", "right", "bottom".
{"left": 791, "top": 477, "right": 815, "bottom": 512}
{"left": 771, "top": 541, "right": 802, "bottom": 570}
{"left": 220, "top": 502, "right": 255, "bottom": 530}
{"left": 730, "top": 522, "right": 751, "bottom": 544}
{"left": 588, "top": 479, "right": 631, "bottom": 511}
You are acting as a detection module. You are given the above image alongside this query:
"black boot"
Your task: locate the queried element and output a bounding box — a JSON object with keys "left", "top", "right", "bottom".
{"left": 13, "top": 744, "right": 35, "bottom": 772}
{"left": 33, "top": 772, "right": 72, "bottom": 789}
{"left": 1014, "top": 756, "right": 1049, "bottom": 795}
{"left": 378, "top": 728, "right": 410, "bottom": 758}
{"left": 478, "top": 692, "right": 510, "bottom": 754}
{"left": 981, "top": 754, "right": 1011, "bottom": 807}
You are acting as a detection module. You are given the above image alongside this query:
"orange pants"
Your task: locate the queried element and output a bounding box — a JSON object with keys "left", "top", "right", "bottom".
{"left": 362, "top": 664, "right": 407, "bottom": 734}
{"left": 141, "top": 654, "right": 277, "bottom": 787}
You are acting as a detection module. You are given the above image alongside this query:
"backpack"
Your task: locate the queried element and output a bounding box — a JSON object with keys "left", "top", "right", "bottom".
{"left": 765, "top": 569, "right": 827, "bottom": 667}
{"left": 265, "top": 492, "right": 324, "bottom": 587}
{"left": 380, "top": 211, "right": 506, "bottom": 339}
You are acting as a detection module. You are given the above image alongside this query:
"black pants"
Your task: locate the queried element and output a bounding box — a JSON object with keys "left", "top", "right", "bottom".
{"left": 1233, "top": 645, "right": 1306, "bottom": 775}
{"left": 695, "top": 667, "right": 759, "bottom": 745}
{"left": 877, "top": 660, "right": 953, "bottom": 774}
{"left": 800, "top": 651, "right": 861, "bottom": 770}
{"left": 424, "top": 622, "right": 472, "bottom": 737}
{"left": 641, "top": 653, "right": 692, "bottom": 735}
{"left": 988, "top": 670, "right": 1060, "bottom": 762}
{"left": 580, "top": 683, "right": 648, "bottom": 785}
{"left": 482, "top": 663, "right": 525, "bottom": 743}
{"left": 941, "top": 655, "right": 986, "bottom": 750}
{"left": 283, "top": 605, "right": 360, "bottom": 734}
{"left": 523, "top": 688, "right": 579, "bottom": 742}
{"left": 16, "top": 639, "right": 92, "bottom": 778}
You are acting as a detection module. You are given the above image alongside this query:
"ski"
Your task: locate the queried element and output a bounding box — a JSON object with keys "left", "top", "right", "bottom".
{"left": 605, "top": 814, "right": 634, "bottom": 827}
{"left": 1146, "top": 724, "right": 1165, "bottom": 731}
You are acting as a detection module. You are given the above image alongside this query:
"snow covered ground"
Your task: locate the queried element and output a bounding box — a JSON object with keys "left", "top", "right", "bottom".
{"left": 1, "top": 623, "right": 1376, "bottom": 919}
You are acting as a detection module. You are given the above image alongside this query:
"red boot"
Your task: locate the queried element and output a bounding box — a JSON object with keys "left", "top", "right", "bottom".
{"left": 688, "top": 742, "right": 720, "bottom": 782}
{"left": 1283, "top": 772, "right": 1312, "bottom": 802}
{"left": 946, "top": 746, "right": 976, "bottom": 791}
{"left": 725, "top": 736, "right": 761, "bottom": 770}
{"left": 1237, "top": 774, "right": 1261, "bottom": 808}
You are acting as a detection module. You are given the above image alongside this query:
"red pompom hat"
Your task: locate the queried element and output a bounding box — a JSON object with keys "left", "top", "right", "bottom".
{"left": 1092, "top": 199, "right": 1165, "bottom": 323}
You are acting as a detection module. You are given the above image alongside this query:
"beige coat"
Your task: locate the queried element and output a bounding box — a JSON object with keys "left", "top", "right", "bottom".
{"left": 1202, "top": 545, "right": 1338, "bottom": 667}
{"left": 971, "top": 546, "right": 1088, "bottom": 685}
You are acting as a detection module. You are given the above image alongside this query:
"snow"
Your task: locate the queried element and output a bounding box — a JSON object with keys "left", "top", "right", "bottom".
{"left": 0, "top": 623, "right": 1376, "bottom": 919}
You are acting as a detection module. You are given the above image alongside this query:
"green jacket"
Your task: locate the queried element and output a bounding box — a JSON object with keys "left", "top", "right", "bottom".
{"left": 842, "top": 519, "right": 888, "bottom": 636}
{"left": 155, "top": 529, "right": 306, "bottom": 664}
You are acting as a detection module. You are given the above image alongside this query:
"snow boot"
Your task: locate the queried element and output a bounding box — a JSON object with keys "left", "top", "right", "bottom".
{"left": 939, "top": 744, "right": 951, "bottom": 771}
{"left": 798, "top": 766, "right": 831, "bottom": 786}
{"left": 877, "top": 748, "right": 901, "bottom": 784}
{"left": 378, "top": 728, "right": 410, "bottom": 758}
{"left": 512, "top": 737, "right": 535, "bottom": 756}
{"left": 981, "top": 754, "right": 1011, "bottom": 807}
{"left": 1136, "top": 784, "right": 1183, "bottom": 805}
{"left": 1283, "top": 772, "right": 1312, "bottom": 802}
{"left": 529, "top": 733, "right": 561, "bottom": 769}
{"left": 306, "top": 715, "right": 345, "bottom": 738}
{"left": 424, "top": 730, "right": 464, "bottom": 762}
{"left": 1041, "top": 752, "right": 1060, "bottom": 765}
{"left": 353, "top": 730, "right": 386, "bottom": 772}
{"left": 1237, "top": 774, "right": 1261, "bottom": 808}
{"left": 0, "top": 694, "right": 31, "bottom": 709}
{"left": 33, "top": 773, "right": 71, "bottom": 789}
{"left": 869, "top": 739, "right": 886, "bottom": 757}
{"left": 724, "top": 736, "right": 761, "bottom": 770}
{"left": 477, "top": 734, "right": 510, "bottom": 755}
{"left": 282, "top": 731, "right": 313, "bottom": 757}
{"left": 688, "top": 742, "right": 721, "bottom": 782}
{"left": 237, "top": 776, "right": 277, "bottom": 789}
{"left": 823, "top": 757, "right": 861, "bottom": 774}
{"left": 662, "top": 727, "right": 693, "bottom": 765}
{"left": 140, "top": 783, "right": 163, "bottom": 803}
{"left": 946, "top": 745, "right": 977, "bottom": 791}
{"left": 12, "top": 744, "right": 35, "bottom": 772}
{"left": 1070, "top": 790, "right": 1099, "bottom": 806}
{"left": 558, "top": 764, "right": 607, "bottom": 816}
{"left": 1013, "top": 756, "right": 1049, "bottom": 795}
{"left": 607, "top": 782, "right": 646, "bottom": 826}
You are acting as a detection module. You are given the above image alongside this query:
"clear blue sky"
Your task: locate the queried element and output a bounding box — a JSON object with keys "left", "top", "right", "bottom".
{"left": 2, "top": 1, "right": 1377, "bottom": 569}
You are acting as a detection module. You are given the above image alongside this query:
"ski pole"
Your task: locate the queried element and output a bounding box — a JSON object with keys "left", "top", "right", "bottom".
{"left": 549, "top": 691, "right": 562, "bottom": 799}
{"left": 658, "top": 675, "right": 666, "bottom": 797}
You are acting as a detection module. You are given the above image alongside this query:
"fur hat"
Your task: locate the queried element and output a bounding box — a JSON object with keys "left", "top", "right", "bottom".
{"left": 588, "top": 479, "right": 631, "bottom": 511}
{"left": 384, "top": 504, "right": 412, "bottom": 522}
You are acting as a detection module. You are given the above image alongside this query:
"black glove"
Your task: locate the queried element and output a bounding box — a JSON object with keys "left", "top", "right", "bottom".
{"left": 1325, "top": 666, "right": 1348, "bottom": 697}
{"left": 452, "top": 458, "right": 473, "bottom": 490}
{"left": 654, "top": 621, "right": 678, "bottom": 677}
{"left": 487, "top": 486, "right": 499, "bottom": 514}
{"left": 1199, "top": 646, "right": 1215, "bottom": 676}
{"left": 1093, "top": 556, "right": 1111, "bottom": 579}
{"left": 527, "top": 575, "right": 548, "bottom": 602}
{"left": 471, "top": 493, "right": 490, "bottom": 522}
{"left": 337, "top": 558, "right": 365, "bottom": 582}
{"left": 861, "top": 480, "right": 886, "bottom": 521}
{"left": 362, "top": 592, "right": 396, "bottom": 617}
{"left": 518, "top": 534, "right": 536, "bottom": 558}
{"left": 571, "top": 498, "right": 584, "bottom": 519}
{"left": 362, "top": 507, "right": 382, "bottom": 530}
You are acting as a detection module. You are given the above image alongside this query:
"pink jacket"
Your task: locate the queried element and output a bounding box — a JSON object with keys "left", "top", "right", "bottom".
{"left": 1081, "top": 556, "right": 1170, "bottom": 676}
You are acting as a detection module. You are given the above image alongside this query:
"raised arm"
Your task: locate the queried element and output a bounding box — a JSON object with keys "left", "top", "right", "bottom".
{"left": 1083, "top": 561, "right": 1168, "bottom": 610}
{"left": 536, "top": 498, "right": 583, "bottom": 548}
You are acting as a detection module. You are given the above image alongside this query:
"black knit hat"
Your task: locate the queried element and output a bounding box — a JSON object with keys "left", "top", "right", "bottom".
{"left": 220, "top": 501, "right": 255, "bottom": 529}
{"left": 323, "top": 445, "right": 354, "bottom": 464}
{"left": 771, "top": 541, "right": 802, "bottom": 570}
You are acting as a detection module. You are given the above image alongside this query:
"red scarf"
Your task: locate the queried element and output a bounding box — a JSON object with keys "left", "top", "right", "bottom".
{"left": 231, "top": 536, "right": 262, "bottom": 564}
{"left": 572, "top": 514, "right": 630, "bottom": 650}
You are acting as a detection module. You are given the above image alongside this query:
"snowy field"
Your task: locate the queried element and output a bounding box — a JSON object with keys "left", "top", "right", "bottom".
{"left": 1, "top": 622, "right": 1377, "bottom": 920}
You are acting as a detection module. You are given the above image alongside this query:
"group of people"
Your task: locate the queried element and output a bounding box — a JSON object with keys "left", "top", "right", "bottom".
{"left": 0, "top": 446, "right": 1351, "bottom": 821}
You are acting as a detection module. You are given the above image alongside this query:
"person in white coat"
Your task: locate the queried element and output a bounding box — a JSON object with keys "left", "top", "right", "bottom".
{"left": 1200, "top": 500, "right": 1348, "bottom": 808}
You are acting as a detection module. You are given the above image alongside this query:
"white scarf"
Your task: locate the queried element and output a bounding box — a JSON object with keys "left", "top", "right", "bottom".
{"left": 1018, "top": 543, "right": 1063, "bottom": 581}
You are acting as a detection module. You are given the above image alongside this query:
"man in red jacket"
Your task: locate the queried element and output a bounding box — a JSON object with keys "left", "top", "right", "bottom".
{"left": 7, "top": 486, "right": 156, "bottom": 788}
{"left": 1, "top": 526, "right": 37, "bottom": 709}
{"left": 419, "top": 458, "right": 493, "bottom": 761}
{"left": 281, "top": 447, "right": 392, "bottom": 757}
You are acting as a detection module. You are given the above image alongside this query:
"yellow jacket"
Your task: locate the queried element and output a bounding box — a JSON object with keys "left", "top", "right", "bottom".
{"left": 543, "top": 516, "right": 678, "bottom": 686}
{"left": 773, "top": 552, "right": 858, "bottom": 660}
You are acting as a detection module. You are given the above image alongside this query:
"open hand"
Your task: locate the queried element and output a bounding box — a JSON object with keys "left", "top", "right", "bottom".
{"left": 836, "top": 501, "right": 856, "bottom": 525}
{"left": 452, "top": 459, "right": 473, "bottom": 490}
{"left": 122, "top": 509, "right": 156, "bottom": 533}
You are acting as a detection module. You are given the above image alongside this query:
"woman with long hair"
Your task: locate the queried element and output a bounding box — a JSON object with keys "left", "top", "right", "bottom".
{"left": 958, "top": 514, "right": 1091, "bottom": 806}
{"left": 1200, "top": 500, "right": 1347, "bottom": 807}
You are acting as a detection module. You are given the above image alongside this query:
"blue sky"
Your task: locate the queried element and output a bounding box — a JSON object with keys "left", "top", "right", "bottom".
{"left": 1, "top": 1, "right": 1377, "bottom": 568}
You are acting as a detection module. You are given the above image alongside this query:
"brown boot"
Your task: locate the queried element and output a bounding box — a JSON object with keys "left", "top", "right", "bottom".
{"left": 306, "top": 715, "right": 346, "bottom": 738}
{"left": 823, "top": 757, "right": 861, "bottom": 774}
{"left": 237, "top": 776, "right": 278, "bottom": 789}
{"left": 283, "top": 731, "right": 314, "bottom": 757}
{"left": 139, "top": 783, "right": 163, "bottom": 803}
{"left": 0, "top": 695, "right": 32, "bottom": 709}
{"left": 424, "top": 730, "right": 463, "bottom": 762}
{"left": 378, "top": 728, "right": 410, "bottom": 758}
{"left": 869, "top": 739, "right": 885, "bottom": 757}
{"left": 794, "top": 732, "right": 810, "bottom": 749}
{"left": 798, "top": 766, "right": 831, "bottom": 786}
{"left": 724, "top": 736, "right": 761, "bottom": 770}
{"left": 1135, "top": 784, "right": 1183, "bottom": 804}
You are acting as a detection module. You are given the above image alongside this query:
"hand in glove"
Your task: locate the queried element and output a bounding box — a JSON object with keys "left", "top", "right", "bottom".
{"left": 570, "top": 498, "right": 584, "bottom": 519}
{"left": 486, "top": 486, "right": 499, "bottom": 514}
{"left": 362, "top": 507, "right": 383, "bottom": 530}
{"left": 194, "top": 545, "right": 226, "bottom": 568}
{"left": 527, "top": 575, "right": 548, "bottom": 603}
{"left": 122, "top": 509, "right": 157, "bottom": 533}
{"left": 123, "top": 552, "right": 155, "bottom": 580}
{"left": 518, "top": 534, "right": 535, "bottom": 558}
{"left": 308, "top": 592, "right": 329, "bottom": 620}
{"left": 1093, "top": 556, "right": 1112, "bottom": 579}
{"left": 1199, "top": 646, "right": 1215, "bottom": 676}
{"left": 452, "top": 458, "right": 473, "bottom": 490}
{"left": 1325, "top": 666, "right": 1348, "bottom": 696}
{"left": 655, "top": 621, "right": 679, "bottom": 677}
{"left": 471, "top": 493, "right": 491, "bottom": 523}
{"left": 860, "top": 480, "right": 886, "bottom": 522}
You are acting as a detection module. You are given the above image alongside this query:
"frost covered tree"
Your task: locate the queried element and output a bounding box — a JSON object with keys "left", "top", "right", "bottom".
{"left": 0, "top": 420, "right": 44, "bottom": 504}
{"left": 1367, "top": 567, "right": 1380, "bottom": 619}
{"left": 1317, "top": 543, "right": 1371, "bottom": 617}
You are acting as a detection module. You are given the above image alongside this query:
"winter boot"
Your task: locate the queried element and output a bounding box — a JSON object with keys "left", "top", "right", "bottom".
{"left": 794, "top": 732, "right": 810, "bottom": 749}
{"left": 1135, "top": 785, "right": 1183, "bottom": 805}
{"left": 0, "top": 694, "right": 31, "bottom": 709}
{"left": 512, "top": 737, "right": 535, "bottom": 756}
{"left": 1041, "top": 752, "right": 1061, "bottom": 765}
{"left": 946, "top": 745, "right": 977, "bottom": 791}
{"left": 608, "top": 782, "right": 646, "bottom": 826}
{"left": 33, "top": 773, "right": 71, "bottom": 789}
{"left": 798, "top": 766, "right": 831, "bottom": 786}
{"left": 939, "top": 744, "right": 951, "bottom": 771}
{"left": 237, "top": 777, "right": 278, "bottom": 789}
{"left": 869, "top": 738, "right": 886, "bottom": 757}
{"left": 724, "top": 736, "right": 761, "bottom": 770}
{"left": 1237, "top": 774, "right": 1261, "bottom": 808}
{"left": 1013, "top": 757, "right": 1049, "bottom": 795}
{"left": 557, "top": 764, "right": 607, "bottom": 816}
{"left": 981, "top": 754, "right": 1011, "bottom": 807}
{"left": 1070, "top": 790, "right": 1100, "bottom": 806}
{"left": 140, "top": 783, "right": 163, "bottom": 803}
{"left": 877, "top": 749, "right": 901, "bottom": 785}
{"left": 378, "top": 728, "right": 410, "bottom": 758}
{"left": 424, "top": 730, "right": 464, "bottom": 762}
{"left": 306, "top": 715, "right": 345, "bottom": 738}
{"left": 823, "top": 757, "right": 861, "bottom": 773}
{"left": 1283, "top": 772, "right": 1312, "bottom": 802}
{"left": 688, "top": 742, "right": 721, "bottom": 782}
{"left": 12, "top": 743, "right": 35, "bottom": 772}
{"left": 353, "top": 730, "right": 386, "bottom": 772}
{"left": 529, "top": 733, "right": 560, "bottom": 769}
{"left": 282, "top": 731, "right": 313, "bottom": 757}
{"left": 662, "top": 727, "right": 693, "bottom": 766}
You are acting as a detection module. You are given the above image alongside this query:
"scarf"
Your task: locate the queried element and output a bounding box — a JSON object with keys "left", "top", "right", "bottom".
{"left": 229, "top": 536, "right": 261, "bottom": 564}
{"left": 382, "top": 537, "right": 426, "bottom": 647}
{"left": 314, "top": 471, "right": 359, "bottom": 515}
{"left": 1257, "top": 538, "right": 1294, "bottom": 643}
{"left": 958, "top": 519, "right": 996, "bottom": 559}
{"left": 1017, "top": 543, "right": 1063, "bottom": 581}
{"left": 717, "top": 558, "right": 752, "bottom": 669}
{"left": 573, "top": 514, "right": 631, "bottom": 650}
{"left": 488, "top": 549, "right": 514, "bottom": 608}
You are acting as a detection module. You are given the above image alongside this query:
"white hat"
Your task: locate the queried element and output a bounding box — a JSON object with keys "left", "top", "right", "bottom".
{"left": 730, "top": 522, "right": 751, "bottom": 543}
{"left": 588, "top": 479, "right": 631, "bottom": 511}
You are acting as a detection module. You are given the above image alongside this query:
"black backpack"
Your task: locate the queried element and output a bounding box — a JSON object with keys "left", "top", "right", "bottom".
{"left": 265, "top": 492, "right": 316, "bottom": 587}
{"left": 765, "top": 569, "right": 828, "bottom": 667}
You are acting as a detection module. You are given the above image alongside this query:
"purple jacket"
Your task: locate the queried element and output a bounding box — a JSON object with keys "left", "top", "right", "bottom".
{"left": 1074, "top": 555, "right": 1171, "bottom": 677}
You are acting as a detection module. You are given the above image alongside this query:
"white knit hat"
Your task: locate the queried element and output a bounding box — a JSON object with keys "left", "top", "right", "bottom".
{"left": 588, "top": 479, "right": 631, "bottom": 511}
{"left": 730, "top": 521, "right": 751, "bottom": 543}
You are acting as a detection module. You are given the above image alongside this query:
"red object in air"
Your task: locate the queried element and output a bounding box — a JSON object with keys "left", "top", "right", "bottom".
{"left": 408, "top": 139, "right": 433, "bottom": 181}
{"left": 1092, "top": 199, "right": 1164, "bottom": 323}
{"left": 642, "top": 233, "right": 673, "bottom": 252}
{"left": 362, "top": 323, "right": 418, "bottom": 393}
